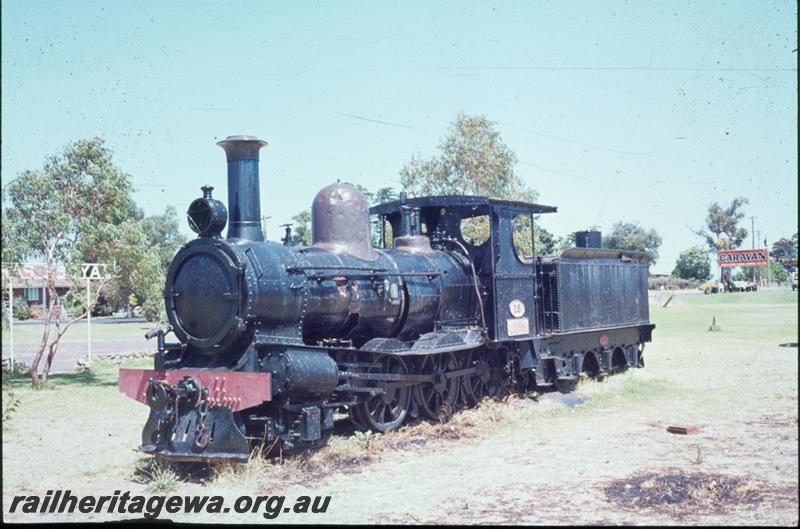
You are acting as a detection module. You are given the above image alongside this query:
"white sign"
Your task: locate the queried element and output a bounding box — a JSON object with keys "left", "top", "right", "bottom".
{"left": 507, "top": 317, "right": 530, "bottom": 337}
{"left": 81, "top": 263, "right": 107, "bottom": 280}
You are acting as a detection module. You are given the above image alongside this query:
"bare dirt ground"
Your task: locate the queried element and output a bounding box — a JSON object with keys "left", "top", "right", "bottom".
{"left": 2, "top": 289, "right": 798, "bottom": 524}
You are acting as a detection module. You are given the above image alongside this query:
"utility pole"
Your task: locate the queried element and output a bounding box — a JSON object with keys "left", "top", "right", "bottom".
{"left": 765, "top": 234, "right": 771, "bottom": 288}
{"left": 750, "top": 216, "right": 757, "bottom": 281}
{"left": 756, "top": 229, "right": 762, "bottom": 284}
{"left": 7, "top": 275, "right": 13, "bottom": 373}
{"left": 86, "top": 276, "right": 92, "bottom": 366}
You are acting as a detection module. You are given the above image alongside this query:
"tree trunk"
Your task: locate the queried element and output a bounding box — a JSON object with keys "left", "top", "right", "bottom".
{"left": 40, "top": 293, "right": 62, "bottom": 384}
{"left": 29, "top": 282, "right": 55, "bottom": 388}
{"left": 37, "top": 277, "right": 109, "bottom": 384}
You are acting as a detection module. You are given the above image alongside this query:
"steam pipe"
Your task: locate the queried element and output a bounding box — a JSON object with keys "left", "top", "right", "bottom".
{"left": 217, "top": 135, "right": 268, "bottom": 241}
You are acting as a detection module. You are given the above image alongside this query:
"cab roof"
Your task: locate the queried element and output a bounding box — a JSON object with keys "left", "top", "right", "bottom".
{"left": 369, "top": 195, "right": 558, "bottom": 216}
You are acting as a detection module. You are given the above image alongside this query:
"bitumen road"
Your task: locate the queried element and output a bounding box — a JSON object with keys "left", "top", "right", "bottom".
{"left": 2, "top": 318, "right": 156, "bottom": 374}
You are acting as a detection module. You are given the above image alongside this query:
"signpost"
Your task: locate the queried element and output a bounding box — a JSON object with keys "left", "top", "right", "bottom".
{"left": 81, "top": 263, "right": 107, "bottom": 366}
{"left": 6, "top": 274, "right": 13, "bottom": 372}
{"left": 717, "top": 248, "right": 769, "bottom": 267}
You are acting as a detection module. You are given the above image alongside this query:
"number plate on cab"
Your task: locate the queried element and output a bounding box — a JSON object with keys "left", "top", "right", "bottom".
{"left": 506, "top": 317, "right": 530, "bottom": 336}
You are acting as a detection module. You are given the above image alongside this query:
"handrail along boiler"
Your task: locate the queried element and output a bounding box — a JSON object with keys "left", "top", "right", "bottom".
{"left": 119, "top": 135, "right": 655, "bottom": 461}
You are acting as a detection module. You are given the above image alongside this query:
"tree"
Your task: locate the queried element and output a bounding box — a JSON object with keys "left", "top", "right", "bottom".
{"left": 691, "top": 197, "right": 749, "bottom": 283}
{"left": 509, "top": 218, "right": 558, "bottom": 258}
{"left": 290, "top": 210, "right": 312, "bottom": 246}
{"left": 555, "top": 232, "right": 578, "bottom": 253}
{"left": 770, "top": 233, "right": 798, "bottom": 273}
{"left": 140, "top": 206, "right": 187, "bottom": 270}
{"left": 694, "top": 197, "right": 749, "bottom": 252}
{"left": 78, "top": 220, "right": 163, "bottom": 318}
{"left": 602, "top": 221, "right": 662, "bottom": 264}
{"left": 672, "top": 246, "right": 712, "bottom": 280}
{"left": 400, "top": 112, "right": 536, "bottom": 202}
{"left": 372, "top": 187, "right": 398, "bottom": 206}
{"left": 400, "top": 112, "right": 540, "bottom": 247}
{"left": 732, "top": 260, "right": 788, "bottom": 284}
{"left": 1, "top": 138, "right": 135, "bottom": 387}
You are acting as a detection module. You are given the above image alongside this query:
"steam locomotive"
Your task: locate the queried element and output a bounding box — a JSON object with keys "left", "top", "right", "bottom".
{"left": 119, "top": 135, "right": 655, "bottom": 461}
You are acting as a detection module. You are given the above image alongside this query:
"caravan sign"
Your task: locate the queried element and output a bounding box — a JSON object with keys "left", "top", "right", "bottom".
{"left": 717, "top": 249, "right": 769, "bottom": 267}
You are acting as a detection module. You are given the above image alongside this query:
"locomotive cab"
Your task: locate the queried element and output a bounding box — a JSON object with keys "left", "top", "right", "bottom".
{"left": 370, "top": 196, "right": 558, "bottom": 342}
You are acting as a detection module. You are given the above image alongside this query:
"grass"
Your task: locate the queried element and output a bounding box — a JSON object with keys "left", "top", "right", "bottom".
{"left": 210, "top": 446, "right": 276, "bottom": 493}
{"left": 1, "top": 357, "right": 153, "bottom": 495}
{"left": 134, "top": 459, "right": 182, "bottom": 494}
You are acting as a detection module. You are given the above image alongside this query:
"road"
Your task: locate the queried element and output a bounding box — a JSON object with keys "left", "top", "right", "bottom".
{"left": 2, "top": 317, "right": 155, "bottom": 373}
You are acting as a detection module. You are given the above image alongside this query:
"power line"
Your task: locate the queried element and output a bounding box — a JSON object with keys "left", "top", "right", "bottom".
{"left": 334, "top": 111, "right": 415, "bottom": 129}
{"left": 502, "top": 123, "right": 664, "bottom": 156}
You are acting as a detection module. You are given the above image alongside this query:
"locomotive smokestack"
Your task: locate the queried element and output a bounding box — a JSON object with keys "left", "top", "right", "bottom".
{"left": 217, "top": 135, "right": 268, "bottom": 241}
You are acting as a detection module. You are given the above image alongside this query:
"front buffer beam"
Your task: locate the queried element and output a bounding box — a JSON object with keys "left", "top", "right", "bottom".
{"left": 119, "top": 369, "right": 271, "bottom": 461}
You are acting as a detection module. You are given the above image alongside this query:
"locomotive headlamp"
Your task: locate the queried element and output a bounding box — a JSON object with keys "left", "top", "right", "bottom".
{"left": 187, "top": 185, "right": 227, "bottom": 237}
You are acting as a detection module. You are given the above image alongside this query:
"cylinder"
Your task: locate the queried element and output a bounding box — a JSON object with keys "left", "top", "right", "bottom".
{"left": 269, "top": 349, "right": 340, "bottom": 397}
{"left": 217, "top": 135, "right": 267, "bottom": 242}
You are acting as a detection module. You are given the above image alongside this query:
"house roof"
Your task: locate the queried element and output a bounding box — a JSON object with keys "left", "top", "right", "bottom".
{"left": 1, "top": 264, "right": 75, "bottom": 288}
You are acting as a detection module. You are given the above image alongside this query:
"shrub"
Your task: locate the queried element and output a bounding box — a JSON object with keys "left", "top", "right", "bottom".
{"left": 142, "top": 297, "right": 164, "bottom": 323}
{"left": 648, "top": 275, "right": 700, "bottom": 290}
{"left": 61, "top": 288, "right": 86, "bottom": 318}
{"left": 673, "top": 246, "right": 712, "bottom": 280}
{"left": 61, "top": 289, "right": 114, "bottom": 318}
{"left": 92, "top": 298, "right": 114, "bottom": 317}
{"left": 2, "top": 297, "right": 34, "bottom": 324}
{"left": 29, "top": 304, "right": 46, "bottom": 319}
{"left": 2, "top": 386, "right": 21, "bottom": 425}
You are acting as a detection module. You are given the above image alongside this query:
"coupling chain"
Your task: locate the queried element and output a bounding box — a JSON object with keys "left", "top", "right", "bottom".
{"left": 193, "top": 387, "right": 211, "bottom": 450}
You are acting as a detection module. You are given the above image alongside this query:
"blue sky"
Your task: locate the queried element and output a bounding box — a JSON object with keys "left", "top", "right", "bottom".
{"left": 2, "top": 0, "right": 796, "bottom": 273}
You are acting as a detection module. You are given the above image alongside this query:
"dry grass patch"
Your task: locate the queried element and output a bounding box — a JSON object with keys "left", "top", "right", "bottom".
{"left": 605, "top": 471, "right": 765, "bottom": 518}
{"left": 133, "top": 458, "right": 184, "bottom": 494}
{"left": 209, "top": 395, "right": 548, "bottom": 492}
{"left": 131, "top": 387, "right": 665, "bottom": 496}
{"left": 210, "top": 446, "right": 278, "bottom": 493}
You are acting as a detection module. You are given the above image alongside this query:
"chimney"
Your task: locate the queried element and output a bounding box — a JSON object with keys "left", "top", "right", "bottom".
{"left": 217, "top": 135, "right": 267, "bottom": 241}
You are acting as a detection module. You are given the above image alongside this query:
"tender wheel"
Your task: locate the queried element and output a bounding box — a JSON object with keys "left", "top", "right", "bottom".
{"left": 461, "top": 349, "right": 491, "bottom": 406}
{"left": 356, "top": 355, "right": 412, "bottom": 432}
{"left": 580, "top": 352, "right": 601, "bottom": 379}
{"left": 415, "top": 353, "right": 459, "bottom": 420}
{"left": 611, "top": 347, "right": 628, "bottom": 374}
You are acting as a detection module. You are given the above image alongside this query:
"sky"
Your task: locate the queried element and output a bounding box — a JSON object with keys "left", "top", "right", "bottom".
{"left": 1, "top": 0, "right": 797, "bottom": 274}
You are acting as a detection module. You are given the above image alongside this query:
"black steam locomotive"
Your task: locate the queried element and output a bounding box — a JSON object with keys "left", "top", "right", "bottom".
{"left": 120, "top": 135, "right": 654, "bottom": 461}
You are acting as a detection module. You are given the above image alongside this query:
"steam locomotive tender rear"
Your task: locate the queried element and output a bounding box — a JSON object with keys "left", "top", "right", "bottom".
{"left": 119, "top": 135, "right": 655, "bottom": 461}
